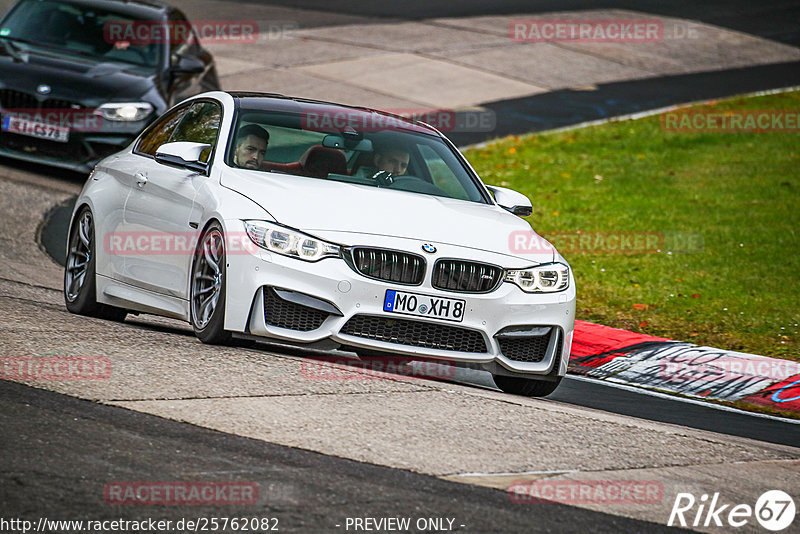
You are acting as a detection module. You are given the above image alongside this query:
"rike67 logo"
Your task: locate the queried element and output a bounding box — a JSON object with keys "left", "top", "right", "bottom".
{"left": 668, "top": 490, "right": 795, "bottom": 531}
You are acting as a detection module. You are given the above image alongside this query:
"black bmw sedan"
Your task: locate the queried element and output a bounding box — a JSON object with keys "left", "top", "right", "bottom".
{"left": 0, "top": 0, "right": 220, "bottom": 172}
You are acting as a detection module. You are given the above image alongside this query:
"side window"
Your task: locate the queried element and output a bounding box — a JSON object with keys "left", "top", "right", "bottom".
{"left": 136, "top": 105, "right": 189, "bottom": 156}
{"left": 418, "top": 144, "right": 470, "bottom": 200}
{"left": 168, "top": 101, "right": 222, "bottom": 162}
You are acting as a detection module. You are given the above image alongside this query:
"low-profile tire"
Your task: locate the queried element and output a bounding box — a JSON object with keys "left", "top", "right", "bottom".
{"left": 190, "top": 222, "right": 231, "bottom": 344}
{"left": 493, "top": 375, "right": 562, "bottom": 397}
{"left": 64, "top": 207, "right": 127, "bottom": 321}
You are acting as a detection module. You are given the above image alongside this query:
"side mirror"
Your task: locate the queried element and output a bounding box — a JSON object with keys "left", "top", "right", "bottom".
{"left": 485, "top": 185, "right": 533, "bottom": 217}
{"left": 170, "top": 54, "right": 205, "bottom": 75}
{"left": 154, "top": 141, "right": 211, "bottom": 173}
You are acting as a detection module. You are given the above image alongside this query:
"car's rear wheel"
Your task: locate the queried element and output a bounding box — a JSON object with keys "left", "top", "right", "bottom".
{"left": 64, "top": 207, "right": 127, "bottom": 321}
{"left": 190, "top": 222, "right": 231, "bottom": 344}
{"left": 492, "top": 375, "right": 562, "bottom": 397}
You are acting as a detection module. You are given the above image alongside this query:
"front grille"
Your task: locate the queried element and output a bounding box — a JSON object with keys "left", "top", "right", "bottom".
{"left": 348, "top": 247, "right": 425, "bottom": 285}
{"left": 0, "top": 89, "right": 39, "bottom": 110}
{"left": 0, "top": 90, "right": 92, "bottom": 162}
{"left": 432, "top": 259, "right": 503, "bottom": 293}
{"left": 498, "top": 329, "right": 556, "bottom": 363}
{"left": 263, "top": 287, "right": 330, "bottom": 331}
{"left": 341, "top": 314, "right": 487, "bottom": 353}
{"left": 0, "top": 89, "right": 82, "bottom": 110}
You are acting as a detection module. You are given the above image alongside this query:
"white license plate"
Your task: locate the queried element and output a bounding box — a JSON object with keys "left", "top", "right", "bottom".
{"left": 1, "top": 115, "right": 69, "bottom": 143}
{"left": 383, "top": 289, "right": 466, "bottom": 322}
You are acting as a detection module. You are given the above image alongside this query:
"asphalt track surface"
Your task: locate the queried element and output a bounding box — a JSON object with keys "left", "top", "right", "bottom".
{"left": 218, "top": 0, "right": 800, "bottom": 47}
{"left": 268, "top": 0, "right": 800, "bottom": 147}
{"left": 181, "top": 0, "right": 800, "bottom": 147}
{"left": 0, "top": 380, "right": 689, "bottom": 533}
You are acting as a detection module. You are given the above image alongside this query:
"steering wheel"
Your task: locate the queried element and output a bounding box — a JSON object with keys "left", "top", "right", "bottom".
{"left": 371, "top": 170, "right": 394, "bottom": 187}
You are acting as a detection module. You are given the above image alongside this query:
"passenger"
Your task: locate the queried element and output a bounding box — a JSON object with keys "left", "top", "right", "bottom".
{"left": 233, "top": 124, "right": 269, "bottom": 169}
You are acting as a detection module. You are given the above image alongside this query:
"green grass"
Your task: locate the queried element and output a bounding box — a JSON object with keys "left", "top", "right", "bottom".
{"left": 465, "top": 91, "right": 800, "bottom": 360}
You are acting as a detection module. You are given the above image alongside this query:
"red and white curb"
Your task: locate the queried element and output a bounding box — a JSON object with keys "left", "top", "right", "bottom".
{"left": 569, "top": 320, "right": 800, "bottom": 415}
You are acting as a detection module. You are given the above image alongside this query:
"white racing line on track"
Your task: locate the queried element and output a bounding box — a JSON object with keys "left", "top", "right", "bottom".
{"left": 447, "top": 469, "right": 577, "bottom": 478}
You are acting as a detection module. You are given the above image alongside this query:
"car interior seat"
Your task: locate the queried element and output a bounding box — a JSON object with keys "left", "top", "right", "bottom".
{"left": 298, "top": 145, "right": 347, "bottom": 178}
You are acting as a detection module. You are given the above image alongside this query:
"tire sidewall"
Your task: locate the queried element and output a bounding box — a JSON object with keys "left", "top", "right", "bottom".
{"left": 190, "top": 221, "right": 229, "bottom": 344}
{"left": 64, "top": 207, "right": 98, "bottom": 314}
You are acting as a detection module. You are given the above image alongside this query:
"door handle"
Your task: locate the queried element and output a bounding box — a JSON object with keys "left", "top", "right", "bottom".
{"left": 135, "top": 172, "right": 148, "bottom": 187}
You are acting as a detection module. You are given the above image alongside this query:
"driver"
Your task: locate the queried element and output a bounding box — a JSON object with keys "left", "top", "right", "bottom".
{"left": 233, "top": 124, "right": 269, "bottom": 169}
{"left": 373, "top": 146, "right": 409, "bottom": 176}
{"left": 354, "top": 143, "right": 410, "bottom": 183}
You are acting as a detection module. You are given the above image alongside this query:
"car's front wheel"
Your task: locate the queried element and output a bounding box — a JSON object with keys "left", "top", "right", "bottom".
{"left": 492, "top": 375, "right": 562, "bottom": 397}
{"left": 64, "top": 207, "right": 127, "bottom": 321}
{"left": 190, "top": 222, "right": 231, "bottom": 344}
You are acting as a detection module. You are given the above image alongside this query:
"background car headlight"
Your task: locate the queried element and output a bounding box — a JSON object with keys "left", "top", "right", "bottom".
{"left": 96, "top": 102, "right": 154, "bottom": 121}
{"left": 244, "top": 220, "right": 341, "bottom": 261}
{"left": 504, "top": 263, "right": 570, "bottom": 293}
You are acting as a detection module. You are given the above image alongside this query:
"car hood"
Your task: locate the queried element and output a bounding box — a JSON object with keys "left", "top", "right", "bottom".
{"left": 222, "top": 169, "right": 555, "bottom": 263}
{"left": 0, "top": 50, "right": 154, "bottom": 106}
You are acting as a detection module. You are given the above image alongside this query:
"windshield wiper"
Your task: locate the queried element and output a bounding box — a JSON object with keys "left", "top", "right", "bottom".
{"left": 3, "top": 35, "right": 153, "bottom": 68}
{"left": 1, "top": 36, "right": 99, "bottom": 59}
{"left": 0, "top": 36, "right": 26, "bottom": 62}
{"left": 2, "top": 35, "right": 54, "bottom": 48}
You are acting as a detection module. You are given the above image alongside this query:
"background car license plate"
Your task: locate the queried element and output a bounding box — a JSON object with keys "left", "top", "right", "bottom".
{"left": 1, "top": 115, "right": 69, "bottom": 143}
{"left": 383, "top": 290, "right": 466, "bottom": 322}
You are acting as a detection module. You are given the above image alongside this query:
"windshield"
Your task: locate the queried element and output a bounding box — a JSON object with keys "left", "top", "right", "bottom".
{"left": 228, "top": 102, "right": 489, "bottom": 204}
{"left": 0, "top": 0, "right": 163, "bottom": 68}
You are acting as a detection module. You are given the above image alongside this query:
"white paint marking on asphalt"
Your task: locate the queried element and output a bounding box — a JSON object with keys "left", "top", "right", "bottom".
{"left": 565, "top": 374, "right": 800, "bottom": 425}
{"left": 448, "top": 469, "right": 577, "bottom": 478}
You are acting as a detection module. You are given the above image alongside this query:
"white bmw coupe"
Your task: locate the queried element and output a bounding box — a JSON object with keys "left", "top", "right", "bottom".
{"left": 64, "top": 91, "right": 575, "bottom": 396}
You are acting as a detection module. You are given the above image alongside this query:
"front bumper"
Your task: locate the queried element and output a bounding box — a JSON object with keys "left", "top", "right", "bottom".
{"left": 0, "top": 113, "right": 146, "bottom": 173}
{"left": 224, "top": 224, "right": 575, "bottom": 377}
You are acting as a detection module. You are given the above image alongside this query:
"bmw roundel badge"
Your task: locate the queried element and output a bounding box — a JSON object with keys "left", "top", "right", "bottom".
{"left": 422, "top": 243, "right": 437, "bottom": 254}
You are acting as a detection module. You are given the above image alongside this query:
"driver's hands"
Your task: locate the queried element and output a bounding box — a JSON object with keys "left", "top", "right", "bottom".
{"left": 372, "top": 170, "right": 394, "bottom": 187}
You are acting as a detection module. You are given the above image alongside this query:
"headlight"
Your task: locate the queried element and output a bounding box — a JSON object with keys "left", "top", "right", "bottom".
{"left": 96, "top": 102, "right": 154, "bottom": 121}
{"left": 504, "top": 263, "right": 570, "bottom": 293}
{"left": 243, "top": 220, "right": 341, "bottom": 262}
